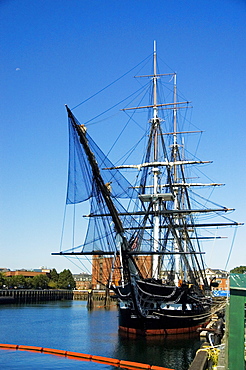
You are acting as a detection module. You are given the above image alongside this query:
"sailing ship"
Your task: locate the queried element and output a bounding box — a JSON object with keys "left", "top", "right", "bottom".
{"left": 53, "top": 43, "right": 241, "bottom": 335}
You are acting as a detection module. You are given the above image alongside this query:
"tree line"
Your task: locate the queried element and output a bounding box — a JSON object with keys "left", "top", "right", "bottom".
{"left": 230, "top": 266, "right": 246, "bottom": 274}
{"left": 0, "top": 269, "right": 75, "bottom": 290}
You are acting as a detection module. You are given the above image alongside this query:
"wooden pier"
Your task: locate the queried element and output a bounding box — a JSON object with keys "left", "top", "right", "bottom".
{"left": 73, "top": 289, "right": 116, "bottom": 301}
{"left": 0, "top": 289, "right": 116, "bottom": 305}
{"left": 0, "top": 289, "right": 73, "bottom": 304}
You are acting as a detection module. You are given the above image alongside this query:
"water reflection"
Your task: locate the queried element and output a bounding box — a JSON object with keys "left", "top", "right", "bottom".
{"left": 113, "top": 331, "right": 202, "bottom": 370}
{"left": 0, "top": 300, "right": 203, "bottom": 370}
{"left": 85, "top": 302, "right": 203, "bottom": 370}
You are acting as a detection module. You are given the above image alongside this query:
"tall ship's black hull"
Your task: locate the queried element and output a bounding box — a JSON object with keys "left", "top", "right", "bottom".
{"left": 118, "top": 307, "right": 210, "bottom": 335}
{"left": 114, "top": 280, "right": 212, "bottom": 335}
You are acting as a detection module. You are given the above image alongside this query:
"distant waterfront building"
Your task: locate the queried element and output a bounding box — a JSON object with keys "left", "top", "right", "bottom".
{"left": 73, "top": 273, "right": 92, "bottom": 290}
{"left": 4, "top": 270, "right": 49, "bottom": 278}
{"left": 41, "top": 268, "right": 51, "bottom": 274}
{"left": 205, "top": 268, "right": 229, "bottom": 291}
{"left": 0, "top": 268, "right": 10, "bottom": 272}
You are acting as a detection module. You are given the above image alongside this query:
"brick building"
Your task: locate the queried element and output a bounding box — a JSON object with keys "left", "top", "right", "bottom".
{"left": 92, "top": 253, "right": 152, "bottom": 289}
{"left": 4, "top": 270, "right": 49, "bottom": 278}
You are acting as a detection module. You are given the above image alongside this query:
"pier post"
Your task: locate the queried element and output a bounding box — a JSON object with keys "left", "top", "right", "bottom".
{"left": 104, "top": 286, "right": 110, "bottom": 307}
{"left": 87, "top": 289, "right": 94, "bottom": 309}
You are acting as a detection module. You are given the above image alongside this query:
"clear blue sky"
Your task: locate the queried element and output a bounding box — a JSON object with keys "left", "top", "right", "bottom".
{"left": 1, "top": 0, "right": 245, "bottom": 273}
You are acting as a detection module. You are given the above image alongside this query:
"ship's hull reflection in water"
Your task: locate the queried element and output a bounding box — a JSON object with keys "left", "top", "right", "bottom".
{"left": 89, "top": 301, "right": 203, "bottom": 370}
{"left": 114, "top": 330, "right": 202, "bottom": 370}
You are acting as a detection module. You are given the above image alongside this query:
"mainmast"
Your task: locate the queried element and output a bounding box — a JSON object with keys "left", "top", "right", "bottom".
{"left": 152, "top": 41, "right": 160, "bottom": 279}
{"left": 151, "top": 48, "right": 182, "bottom": 284}
{"left": 172, "top": 73, "right": 181, "bottom": 286}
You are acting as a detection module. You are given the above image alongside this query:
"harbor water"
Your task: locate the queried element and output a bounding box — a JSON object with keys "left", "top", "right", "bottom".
{"left": 0, "top": 300, "right": 204, "bottom": 369}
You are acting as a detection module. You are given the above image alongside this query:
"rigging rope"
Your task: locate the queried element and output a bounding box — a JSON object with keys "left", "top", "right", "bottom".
{"left": 85, "top": 82, "right": 151, "bottom": 127}
{"left": 64, "top": 255, "right": 91, "bottom": 275}
{"left": 105, "top": 82, "right": 150, "bottom": 159}
{"left": 224, "top": 226, "right": 238, "bottom": 271}
{"left": 60, "top": 205, "right": 67, "bottom": 252}
{"left": 71, "top": 54, "right": 152, "bottom": 110}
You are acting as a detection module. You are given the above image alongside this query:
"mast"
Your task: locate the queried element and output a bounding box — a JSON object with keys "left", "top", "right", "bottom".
{"left": 172, "top": 73, "right": 181, "bottom": 286}
{"left": 150, "top": 46, "right": 181, "bottom": 284}
{"left": 152, "top": 40, "right": 160, "bottom": 279}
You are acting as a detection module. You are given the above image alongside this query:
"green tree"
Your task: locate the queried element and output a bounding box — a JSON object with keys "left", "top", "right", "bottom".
{"left": 32, "top": 274, "right": 49, "bottom": 289}
{"left": 4, "top": 275, "right": 34, "bottom": 289}
{"left": 4, "top": 276, "right": 12, "bottom": 289}
{"left": 25, "top": 277, "right": 34, "bottom": 289}
{"left": 14, "top": 275, "right": 26, "bottom": 288}
{"left": 48, "top": 268, "right": 59, "bottom": 288}
{"left": 0, "top": 272, "right": 6, "bottom": 288}
{"left": 230, "top": 266, "right": 246, "bottom": 274}
{"left": 48, "top": 280, "right": 58, "bottom": 289}
{"left": 57, "top": 269, "right": 75, "bottom": 290}
{"left": 50, "top": 268, "right": 59, "bottom": 282}
{"left": 5, "top": 275, "right": 25, "bottom": 289}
